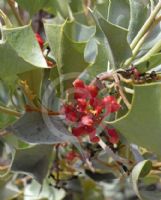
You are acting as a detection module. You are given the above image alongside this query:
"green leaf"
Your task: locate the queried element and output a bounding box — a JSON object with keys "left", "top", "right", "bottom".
{"left": 135, "top": 53, "right": 161, "bottom": 73}
{"left": 131, "top": 160, "right": 152, "bottom": 200}
{"left": 18, "top": 69, "right": 43, "bottom": 99}
{"left": 0, "top": 24, "right": 47, "bottom": 85}
{"left": 108, "top": 0, "right": 130, "bottom": 29}
{"left": 44, "top": 20, "right": 90, "bottom": 90}
{"left": 109, "top": 83, "right": 161, "bottom": 155}
{"left": 16, "top": 0, "right": 72, "bottom": 18}
{"left": 3, "top": 24, "right": 47, "bottom": 68}
{"left": 16, "top": 0, "right": 50, "bottom": 16}
{"left": 87, "top": 42, "right": 108, "bottom": 77}
{"left": 128, "top": 0, "right": 149, "bottom": 43}
{"left": 95, "top": 0, "right": 110, "bottom": 20}
{"left": 6, "top": 112, "right": 76, "bottom": 144}
{"left": 90, "top": 10, "right": 132, "bottom": 68}
{"left": 11, "top": 144, "right": 53, "bottom": 183}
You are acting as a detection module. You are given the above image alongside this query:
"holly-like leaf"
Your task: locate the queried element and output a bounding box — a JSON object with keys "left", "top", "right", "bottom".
{"left": 95, "top": 0, "right": 110, "bottom": 20}
{"left": 18, "top": 69, "right": 43, "bottom": 101}
{"left": 6, "top": 112, "right": 76, "bottom": 144}
{"left": 128, "top": 0, "right": 149, "bottom": 43}
{"left": 11, "top": 144, "right": 53, "bottom": 183}
{"left": 87, "top": 42, "right": 109, "bottom": 77}
{"left": 0, "top": 24, "right": 47, "bottom": 85}
{"left": 3, "top": 24, "right": 47, "bottom": 68}
{"left": 131, "top": 160, "right": 152, "bottom": 200}
{"left": 109, "top": 83, "right": 161, "bottom": 156}
{"left": 16, "top": 0, "right": 72, "bottom": 18}
{"left": 108, "top": 0, "right": 130, "bottom": 29}
{"left": 16, "top": 0, "right": 50, "bottom": 16}
{"left": 44, "top": 20, "right": 92, "bottom": 91}
{"left": 90, "top": 10, "right": 132, "bottom": 68}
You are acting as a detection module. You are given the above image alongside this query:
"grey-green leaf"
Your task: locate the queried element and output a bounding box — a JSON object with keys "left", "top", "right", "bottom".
{"left": 91, "top": 10, "right": 132, "bottom": 68}
{"left": 11, "top": 144, "right": 53, "bottom": 183}
{"left": 6, "top": 112, "right": 75, "bottom": 144}
{"left": 108, "top": 0, "right": 130, "bottom": 29}
{"left": 128, "top": 0, "right": 149, "bottom": 43}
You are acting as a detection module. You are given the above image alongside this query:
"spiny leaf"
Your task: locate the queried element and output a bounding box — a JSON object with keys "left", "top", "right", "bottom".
{"left": 109, "top": 83, "right": 161, "bottom": 156}
{"left": 0, "top": 24, "right": 47, "bottom": 86}
{"left": 108, "top": 0, "right": 130, "bottom": 29}
{"left": 128, "top": 0, "right": 149, "bottom": 43}
{"left": 11, "top": 144, "right": 53, "bottom": 183}
{"left": 44, "top": 20, "right": 92, "bottom": 91}
{"left": 6, "top": 112, "right": 76, "bottom": 144}
{"left": 90, "top": 10, "right": 132, "bottom": 68}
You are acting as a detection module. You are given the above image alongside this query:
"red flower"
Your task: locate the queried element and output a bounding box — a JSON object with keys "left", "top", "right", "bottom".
{"left": 63, "top": 79, "right": 121, "bottom": 144}
{"left": 35, "top": 33, "right": 44, "bottom": 49}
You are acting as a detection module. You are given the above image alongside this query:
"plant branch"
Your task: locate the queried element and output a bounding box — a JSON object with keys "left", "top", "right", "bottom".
{"left": 7, "top": 0, "right": 24, "bottom": 26}
{"left": 124, "top": 14, "right": 161, "bottom": 68}
{"left": 0, "top": 105, "right": 21, "bottom": 117}
{"left": 135, "top": 39, "right": 161, "bottom": 64}
{"left": 130, "top": 1, "right": 161, "bottom": 50}
{"left": 113, "top": 73, "right": 131, "bottom": 110}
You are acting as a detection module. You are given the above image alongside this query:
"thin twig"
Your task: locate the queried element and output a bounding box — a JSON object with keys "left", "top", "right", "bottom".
{"left": 7, "top": 0, "right": 24, "bottom": 26}
{"left": 0, "top": 105, "right": 21, "bottom": 117}
{"left": 113, "top": 73, "right": 131, "bottom": 110}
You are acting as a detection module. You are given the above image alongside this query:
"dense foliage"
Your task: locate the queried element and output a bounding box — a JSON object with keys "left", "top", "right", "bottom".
{"left": 1, "top": 0, "right": 161, "bottom": 199}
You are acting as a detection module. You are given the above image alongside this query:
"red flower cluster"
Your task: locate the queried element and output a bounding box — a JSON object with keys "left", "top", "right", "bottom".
{"left": 63, "top": 79, "right": 120, "bottom": 144}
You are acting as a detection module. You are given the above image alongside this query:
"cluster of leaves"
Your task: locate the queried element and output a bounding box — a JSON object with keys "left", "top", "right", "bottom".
{"left": 1, "top": 0, "right": 161, "bottom": 200}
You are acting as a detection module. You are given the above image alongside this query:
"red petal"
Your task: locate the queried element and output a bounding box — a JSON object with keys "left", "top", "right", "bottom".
{"left": 66, "top": 112, "right": 77, "bottom": 122}
{"left": 86, "top": 85, "right": 98, "bottom": 98}
{"left": 74, "top": 88, "right": 87, "bottom": 99}
{"left": 73, "top": 79, "right": 85, "bottom": 88}
{"left": 81, "top": 115, "right": 94, "bottom": 126}
{"left": 76, "top": 98, "right": 87, "bottom": 112}
{"left": 72, "top": 126, "right": 86, "bottom": 137}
